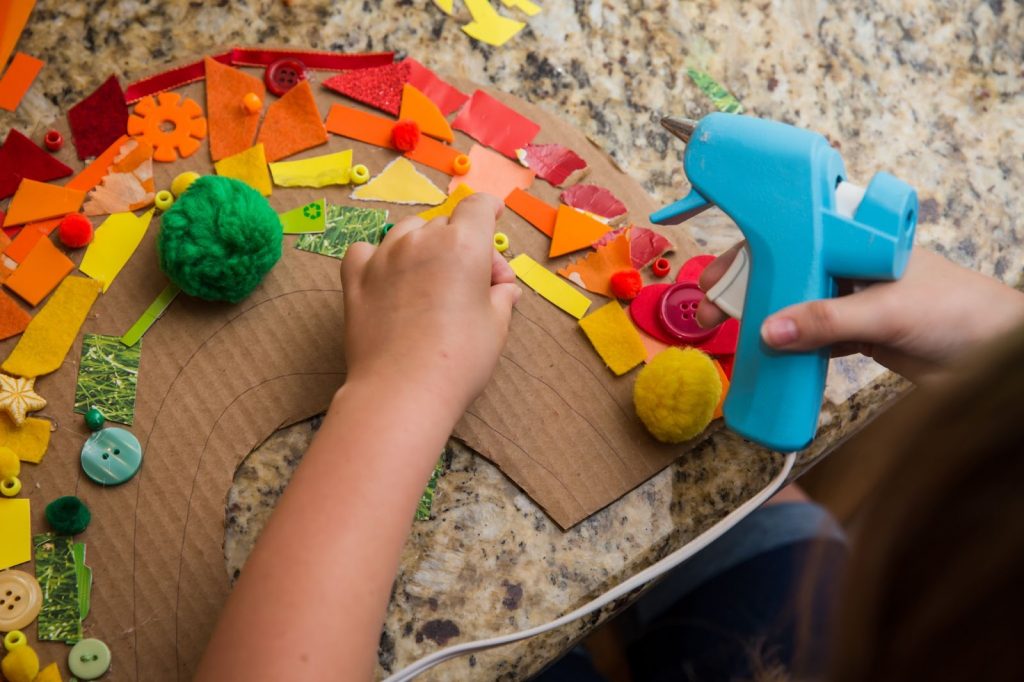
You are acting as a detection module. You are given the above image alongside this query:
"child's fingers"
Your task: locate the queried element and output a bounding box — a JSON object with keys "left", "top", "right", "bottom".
{"left": 491, "top": 247, "right": 515, "bottom": 286}
{"left": 447, "top": 193, "right": 503, "bottom": 248}
{"left": 383, "top": 215, "right": 427, "bottom": 243}
{"left": 340, "top": 241, "right": 376, "bottom": 292}
{"left": 696, "top": 298, "right": 730, "bottom": 329}
{"left": 761, "top": 290, "right": 895, "bottom": 351}
{"left": 489, "top": 282, "right": 522, "bottom": 332}
{"left": 698, "top": 240, "right": 746, "bottom": 292}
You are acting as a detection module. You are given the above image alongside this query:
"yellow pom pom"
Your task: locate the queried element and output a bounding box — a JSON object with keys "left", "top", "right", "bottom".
{"left": 1, "top": 644, "right": 39, "bottom": 682}
{"left": 170, "top": 171, "right": 201, "bottom": 198}
{"left": 0, "top": 445, "right": 19, "bottom": 479}
{"left": 633, "top": 347, "right": 722, "bottom": 443}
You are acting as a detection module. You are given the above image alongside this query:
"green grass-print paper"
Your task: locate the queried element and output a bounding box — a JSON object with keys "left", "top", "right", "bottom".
{"left": 687, "top": 67, "right": 744, "bottom": 114}
{"left": 34, "top": 533, "right": 82, "bottom": 643}
{"left": 295, "top": 204, "right": 388, "bottom": 259}
{"left": 74, "top": 333, "right": 142, "bottom": 425}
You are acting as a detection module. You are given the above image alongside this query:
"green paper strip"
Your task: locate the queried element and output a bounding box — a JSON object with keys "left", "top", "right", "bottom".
{"left": 74, "top": 333, "right": 142, "bottom": 425}
{"left": 73, "top": 541, "right": 91, "bottom": 621}
{"left": 280, "top": 198, "right": 327, "bottom": 235}
{"left": 120, "top": 282, "right": 181, "bottom": 347}
{"left": 415, "top": 454, "right": 446, "bottom": 521}
{"left": 687, "top": 67, "right": 744, "bottom": 114}
{"left": 34, "top": 533, "right": 82, "bottom": 643}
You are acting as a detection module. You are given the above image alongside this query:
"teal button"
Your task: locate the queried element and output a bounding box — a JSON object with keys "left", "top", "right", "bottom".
{"left": 80, "top": 428, "right": 142, "bottom": 486}
{"left": 68, "top": 637, "right": 111, "bottom": 679}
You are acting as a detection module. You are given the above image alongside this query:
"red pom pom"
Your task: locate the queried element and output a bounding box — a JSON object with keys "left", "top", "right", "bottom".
{"left": 391, "top": 120, "right": 421, "bottom": 152}
{"left": 58, "top": 213, "right": 94, "bottom": 249}
{"left": 610, "top": 268, "right": 643, "bottom": 300}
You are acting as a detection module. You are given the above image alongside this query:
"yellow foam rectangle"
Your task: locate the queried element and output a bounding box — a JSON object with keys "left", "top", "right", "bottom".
{"left": 509, "top": 254, "right": 590, "bottom": 319}
{"left": 1, "top": 276, "right": 102, "bottom": 377}
{"left": 0, "top": 498, "right": 30, "bottom": 570}
{"left": 0, "top": 416, "right": 52, "bottom": 463}
{"left": 79, "top": 210, "right": 154, "bottom": 292}
{"left": 578, "top": 301, "right": 647, "bottom": 375}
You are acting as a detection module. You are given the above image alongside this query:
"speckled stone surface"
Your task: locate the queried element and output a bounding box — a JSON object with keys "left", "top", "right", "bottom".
{"left": 8, "top": 1, "right": 1022, "bottom": 679}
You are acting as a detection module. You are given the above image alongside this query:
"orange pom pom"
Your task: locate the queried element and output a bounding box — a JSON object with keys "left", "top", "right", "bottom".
{"left": 610, "top": 268, "right": 643, "bottom": 300}
{"left": 391, "top": 120, "right": 421, "bottom": 152}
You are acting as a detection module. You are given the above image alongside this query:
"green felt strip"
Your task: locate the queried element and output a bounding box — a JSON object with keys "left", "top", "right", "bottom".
{"left": 73, "top": 541, "right": 91, "bottom": 621}
{"left": 119, "top": 282, "right": 181, "bottom": 347}
{"left": 34, "top": 533, "right": 82, "bottom": 643}
{"left": 687, "top": 68, "right": 744, "bottom": 114}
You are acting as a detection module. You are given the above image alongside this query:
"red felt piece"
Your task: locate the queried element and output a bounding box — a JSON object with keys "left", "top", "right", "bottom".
{"left": 629, "top": 283, "right": 739, "bottom": 355}
{"left": 676, "top": 254, "right": 716, "bottom": 284}
{"left": 560, "top": 183, "right": 628, "bottom": 220}
{"left": 391, "top": 120, "right": 421, "bottom": 152}
{"left": 321, "top": 61, "right": 411, "bottom": 116}
{"left": 718, "top": 354, "right": 734, "bottom": 379}
{"left": 404, "top": 58, "right": 469, "bottom": 116}
{"left": 67, "top": 75, "right": 129, "bottom": 160}
{"left": 519, "top": 143, "right": 588, "bottom": 186}
{"left": 452, "top": 90, "right": 540, "bottom": 158}
{"left": 0, "top": 130, "right": 73, "bottom": 199}
{"left": 609, "top": 269, "right": 643, "bottom": 300}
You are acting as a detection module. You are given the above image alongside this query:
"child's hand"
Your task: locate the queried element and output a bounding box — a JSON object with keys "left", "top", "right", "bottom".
{"left": 697, "top": 246, "right": 1024, "bottom": 383}
{"left": 340, "top": 194, "right": 521, "bottom": 418}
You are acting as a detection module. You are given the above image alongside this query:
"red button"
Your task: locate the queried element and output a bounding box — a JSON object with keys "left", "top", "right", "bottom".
{"left": 265, "top": 59, "right": 307, "bottom": 96}
{"left": 658, "top": 282, "right": 716, "bottom": 343}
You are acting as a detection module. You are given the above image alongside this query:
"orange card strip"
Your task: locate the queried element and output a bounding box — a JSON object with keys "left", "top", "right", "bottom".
{"left": 404, "top": 135, "right": 464, "bottom": 175}
{"left": 505, "top": 188, "right": 556, "bottom": 237}
{"left": 3, "top": 237, "right": 74, "bottom": 306}
{"left": 0, "top": 0, "right": 37, "bottom": 78}
{"left": 324, "top": 103, "right": 395, "bottom": 149}
{"left": 66, "top": 135, "right": 130, "bottom": 193}
{"left": 0, "top": 52, "right": 43, "bottom": 111}
{"left": 2, "top": 218, "right": 60, "bottom": 263}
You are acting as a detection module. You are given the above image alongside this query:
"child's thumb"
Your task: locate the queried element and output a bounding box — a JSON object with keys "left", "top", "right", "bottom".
{"left": 490, "top": 282, "right": 522, "bottom": 329}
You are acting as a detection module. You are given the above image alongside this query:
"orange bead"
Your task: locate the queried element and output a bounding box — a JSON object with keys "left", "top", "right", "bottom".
{"left": 242, "top": 92, "right": 262, "bottom": 115}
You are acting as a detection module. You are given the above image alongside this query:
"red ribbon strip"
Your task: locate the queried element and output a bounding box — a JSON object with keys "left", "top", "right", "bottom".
{"left": 123, "top": 48, "right": 395, "bottom": 104}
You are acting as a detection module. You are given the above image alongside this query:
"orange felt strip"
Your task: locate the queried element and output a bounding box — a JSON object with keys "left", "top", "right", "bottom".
{"left": 399, "top": 83, "right": 453, "bottom": 142}
{"left": 0, "top": 0, "right": 36, "bottom": 79}
{"left": 257, "top": 81, "right": 328, "bottom": 162}
{"left": 324, "top": 102, "right": 395, "bottom": 148}
{"left": 2, "top": 218, "right": 59, "bottom": 263}
{"left": 0, "top": 290, "right": 30, "bottom": 340}
{"left": 504, "top": 188, "right": 556, "bottom": 237}
{"left": 3, "top": 236, "right": 74, "bottom": 306}
{"left": 549, "top": 205, "right": 611, "bottom": 258}
{"left": 405, "top": 135, "right": 463, "bottom": 175}
{"left": 556, "top": 233, "right": 631, "bottom": 297}
{"left": 205, "top": 57, "right": 265, "bottom": 161}
{"left": 65, "top": 134, "right": 130, "bottom": 193}
{"left": 3, "top": 179, "right": 85, "bottom": 227}
{"left": 0, "top": 52, "right": 43, "bottom": 111}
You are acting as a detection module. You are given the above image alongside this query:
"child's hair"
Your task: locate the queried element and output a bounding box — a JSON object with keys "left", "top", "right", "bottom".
{"left": 825, "top": 320, "right": 1024, "bottom": 681}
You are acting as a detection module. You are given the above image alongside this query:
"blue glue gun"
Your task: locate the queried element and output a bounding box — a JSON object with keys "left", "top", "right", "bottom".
{"left": 650, "top": 113, "right": 917, "bottom": 451}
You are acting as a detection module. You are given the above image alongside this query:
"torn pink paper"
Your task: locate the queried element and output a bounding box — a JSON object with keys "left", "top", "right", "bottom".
{"left": 517, "top": 143, "right": 588, "bottom": 187}
{"left": 594, "top": 225, "right": 674, "bottom": 270}
{"left": 561, "top": 183, "right": 628, "bottom": 221}
{"left": 452, "top": 90, "right": 540, "bottom": 158}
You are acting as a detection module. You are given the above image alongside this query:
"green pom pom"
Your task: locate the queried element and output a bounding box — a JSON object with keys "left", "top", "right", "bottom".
{"left": 158, "top": 176, "right": 282, "bottom": 303}
{"left": 44, "top": 496, "right": 91, "bottom": 535}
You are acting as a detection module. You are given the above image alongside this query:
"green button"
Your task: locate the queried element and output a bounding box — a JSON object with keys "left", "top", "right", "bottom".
{"left": 80, "top": 428, "right": 142, "bottom": 486}
{"left": 68, "top": 638, "right": 111, "bottom": 679}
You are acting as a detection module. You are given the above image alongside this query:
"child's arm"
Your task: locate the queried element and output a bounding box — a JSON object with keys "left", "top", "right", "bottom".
{"left": 697, "top": 246, "right": 1024, "bottom": 383}
{"left": 195, "top": 194, "right": 519, "bottom": 681}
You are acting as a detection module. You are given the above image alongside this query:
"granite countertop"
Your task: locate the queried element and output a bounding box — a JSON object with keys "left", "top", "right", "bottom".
{"left": 9, "top": 1, "right": 1023, "bottom": 679}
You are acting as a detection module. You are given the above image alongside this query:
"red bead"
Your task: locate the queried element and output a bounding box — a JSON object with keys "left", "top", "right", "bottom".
{"left": 58, "top": 213, "right": 93, "bottom": 249}
{"left": 651, "top": 257, "right": 671, "bottom": 278}
{"left": 609, "top": 268, "right": 643, "bottom": 300}
{"left": 44, "top": 130, "right": 63, "bottom": 152}
{"left": 264, "top": 58, "right": 307, "bottom": 97}
{"left": 391, "top": 120, "right": 421, "bottom": 152}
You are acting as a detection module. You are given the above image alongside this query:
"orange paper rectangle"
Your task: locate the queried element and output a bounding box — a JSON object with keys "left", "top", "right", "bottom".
{"left": 404, "top": 135, "right": 463, "bottom": 175}
{"left": 3, "top": 236, "right": 74, "bottom": 306}
{"left": 3, "top": 179, "right": 85, "bottom": 227}
{"left": 66, "top": 134, "right": 130, "bottom": 192}
{"left": 0, "top": 52, "right": 43, "bottom": 111}
{"left": 3, "top": 218, "right": 59, "bottom": 263}
{"left": 324, "top": 103, "right": 395, "bottom": 149}
{"left": 0, "top": 0, "right": 36, "bottom": 79}
{"left": 504, "top": 187, "right": 556, "bottom": 237}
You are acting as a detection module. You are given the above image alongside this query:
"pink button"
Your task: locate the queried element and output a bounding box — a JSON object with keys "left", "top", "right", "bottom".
{"left": 657, "top": 282, "right": 717, "bottom": 343}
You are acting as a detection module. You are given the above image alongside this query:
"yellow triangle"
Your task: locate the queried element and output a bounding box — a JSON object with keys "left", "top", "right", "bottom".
{"left": 351, "top": 158, "right": 447, "bottom": 206}
{"left": 213, "top": 143, "right": 272, "bottom": 196}
{"left": 399, "top": 84, "right": 454, "bottom": 143}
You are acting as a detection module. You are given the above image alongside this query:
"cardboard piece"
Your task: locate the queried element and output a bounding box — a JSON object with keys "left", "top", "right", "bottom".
{"left": 0, "top": 129, "right": 73, "bottom": 199}
{"left": 399, "top": 83, "right": 453, "bottom": 142}
{"left": 270, "top": 150, "right": 352, "bottom": 188}
{"left": 448, "top": 144, "right": 534, "bottom": 199}
{"left": 452, "top": 89, "right": 540, "bottom": 158}
{"left": 3, "top": 180, "right": 85, "bottom": 227}
{"left": 257, "top": 81, "right": 328, "bottom": 162}
{"left": 3, "top": 236, "right": 75, "bottom": 307}
{"left": 14, "top": 65, "right": 709, "bottom": 679}
{"left": 205, "top": 57, "right": 265, "bottom": 161}
{"left": 66, "top": 75, "right": 129, "bottom": 161}
{"left": 351, "top": 158, "right": 446, "bottom": 205}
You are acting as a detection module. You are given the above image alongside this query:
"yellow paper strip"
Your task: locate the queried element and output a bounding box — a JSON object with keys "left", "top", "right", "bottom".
{"left": 418, "top": 183, "right": 475, "bottom": 221}
{"left": 1, "top": 277, "right": 102, "bottom": 378}
{"left": 462, "top": 0, "right": 526, "bottom": 46}
{"left": 502, "top": 0, "right": 541, "bottom": 16}
{"left": 509, "top": 254, "right": 591, "bottom": 319}
{"left": 0, "top": 498, "right": 31, "bottom": 570}
{"left": 0, "top": 416, "right": 52, "bottom": 463}
{"left": 269, "top": 150, "right": 352, "bottom": 188}
{"left": 578, "top": 302, "right": 647, "bottom": 375}
{"left": 79, "top": 210, "right": 154, "bottom": 292}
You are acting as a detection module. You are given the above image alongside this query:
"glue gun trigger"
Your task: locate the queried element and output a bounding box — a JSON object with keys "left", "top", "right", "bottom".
{"left": 705, "top": 242, "right": 750, "bottom": 320}
{"left": 650, "top": 188, "right": 713, "bottom": 225}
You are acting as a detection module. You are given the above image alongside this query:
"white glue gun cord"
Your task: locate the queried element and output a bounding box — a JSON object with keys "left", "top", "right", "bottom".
{"left": 384, "top": 451, "right": 797, "bottom": 681}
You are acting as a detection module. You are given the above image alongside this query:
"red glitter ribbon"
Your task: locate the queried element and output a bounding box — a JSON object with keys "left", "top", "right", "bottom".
{"left": 123, "top": 48, "right": 395, "bottom": 104}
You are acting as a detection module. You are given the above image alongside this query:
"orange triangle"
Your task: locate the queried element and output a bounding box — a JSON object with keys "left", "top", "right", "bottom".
{"left": 505, "top": 188, "right": 556, "bottom": 237}
{"left": 3, "top": 180, "right": 86, "bottom": 227}
{"left": 399, "top": 83, "right": 453, "bottom": 142}
{"left": 257, "top": 81, "right": 328, "bottom": 162}
{"left": 205, "top": 57, "right": 265, "bottom": 161}
{"left": 549, "top": 205, "right": 611, "bottom": 258}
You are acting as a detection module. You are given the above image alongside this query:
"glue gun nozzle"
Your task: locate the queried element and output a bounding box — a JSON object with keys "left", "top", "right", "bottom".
{"left": 661, "top": 116, "right": 698, "bottom": 143}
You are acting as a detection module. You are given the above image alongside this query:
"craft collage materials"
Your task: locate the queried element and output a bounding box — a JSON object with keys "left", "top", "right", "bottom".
{"left": 0, "top": 38, "right": 746, "bottom": 678}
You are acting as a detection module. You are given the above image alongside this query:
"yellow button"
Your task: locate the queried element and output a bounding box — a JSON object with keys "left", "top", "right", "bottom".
{"left": 0, "top": 571, "right": 42, "bottom": 632}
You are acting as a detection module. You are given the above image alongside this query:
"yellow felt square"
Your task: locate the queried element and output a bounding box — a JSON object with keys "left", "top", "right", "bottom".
{"left": 578, "top": 301, "right": 647, "bottom": 375}
{"left": 509, "top": 254, "right": 591, "bottom": 319}
{"left": 0, "top": 498, "right": 30, "bottom": 570}
{"left": 1, "top": 276, "right": 102, "bottom": 377}
{"left": 214, "top": 143, "right": 272, "bottom": 196}
{"left": 0, "top": 416, "right": 51, "bottom": 463}
{"left": 418, "top": 183, "right": 475, "bottom": 220}
{"left": 79, "top": 210, "right": 154, "bottom": 292}
{"left": 269, "top": 150, "right": 352, "bottom": 188}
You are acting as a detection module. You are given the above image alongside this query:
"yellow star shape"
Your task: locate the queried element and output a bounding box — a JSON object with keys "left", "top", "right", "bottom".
{"left": 0, "top": 373, "right": 47, "bottom": 426}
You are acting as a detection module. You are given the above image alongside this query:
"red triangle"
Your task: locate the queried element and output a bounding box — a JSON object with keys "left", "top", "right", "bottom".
{"left": 0, "top": 130, "right": 73, "bottom": 199}
{"left": 67, "top": 75, "right": 129, "bottom": 160}
{"left": 321, "top": 61, "right": 411, "bottom": 116}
